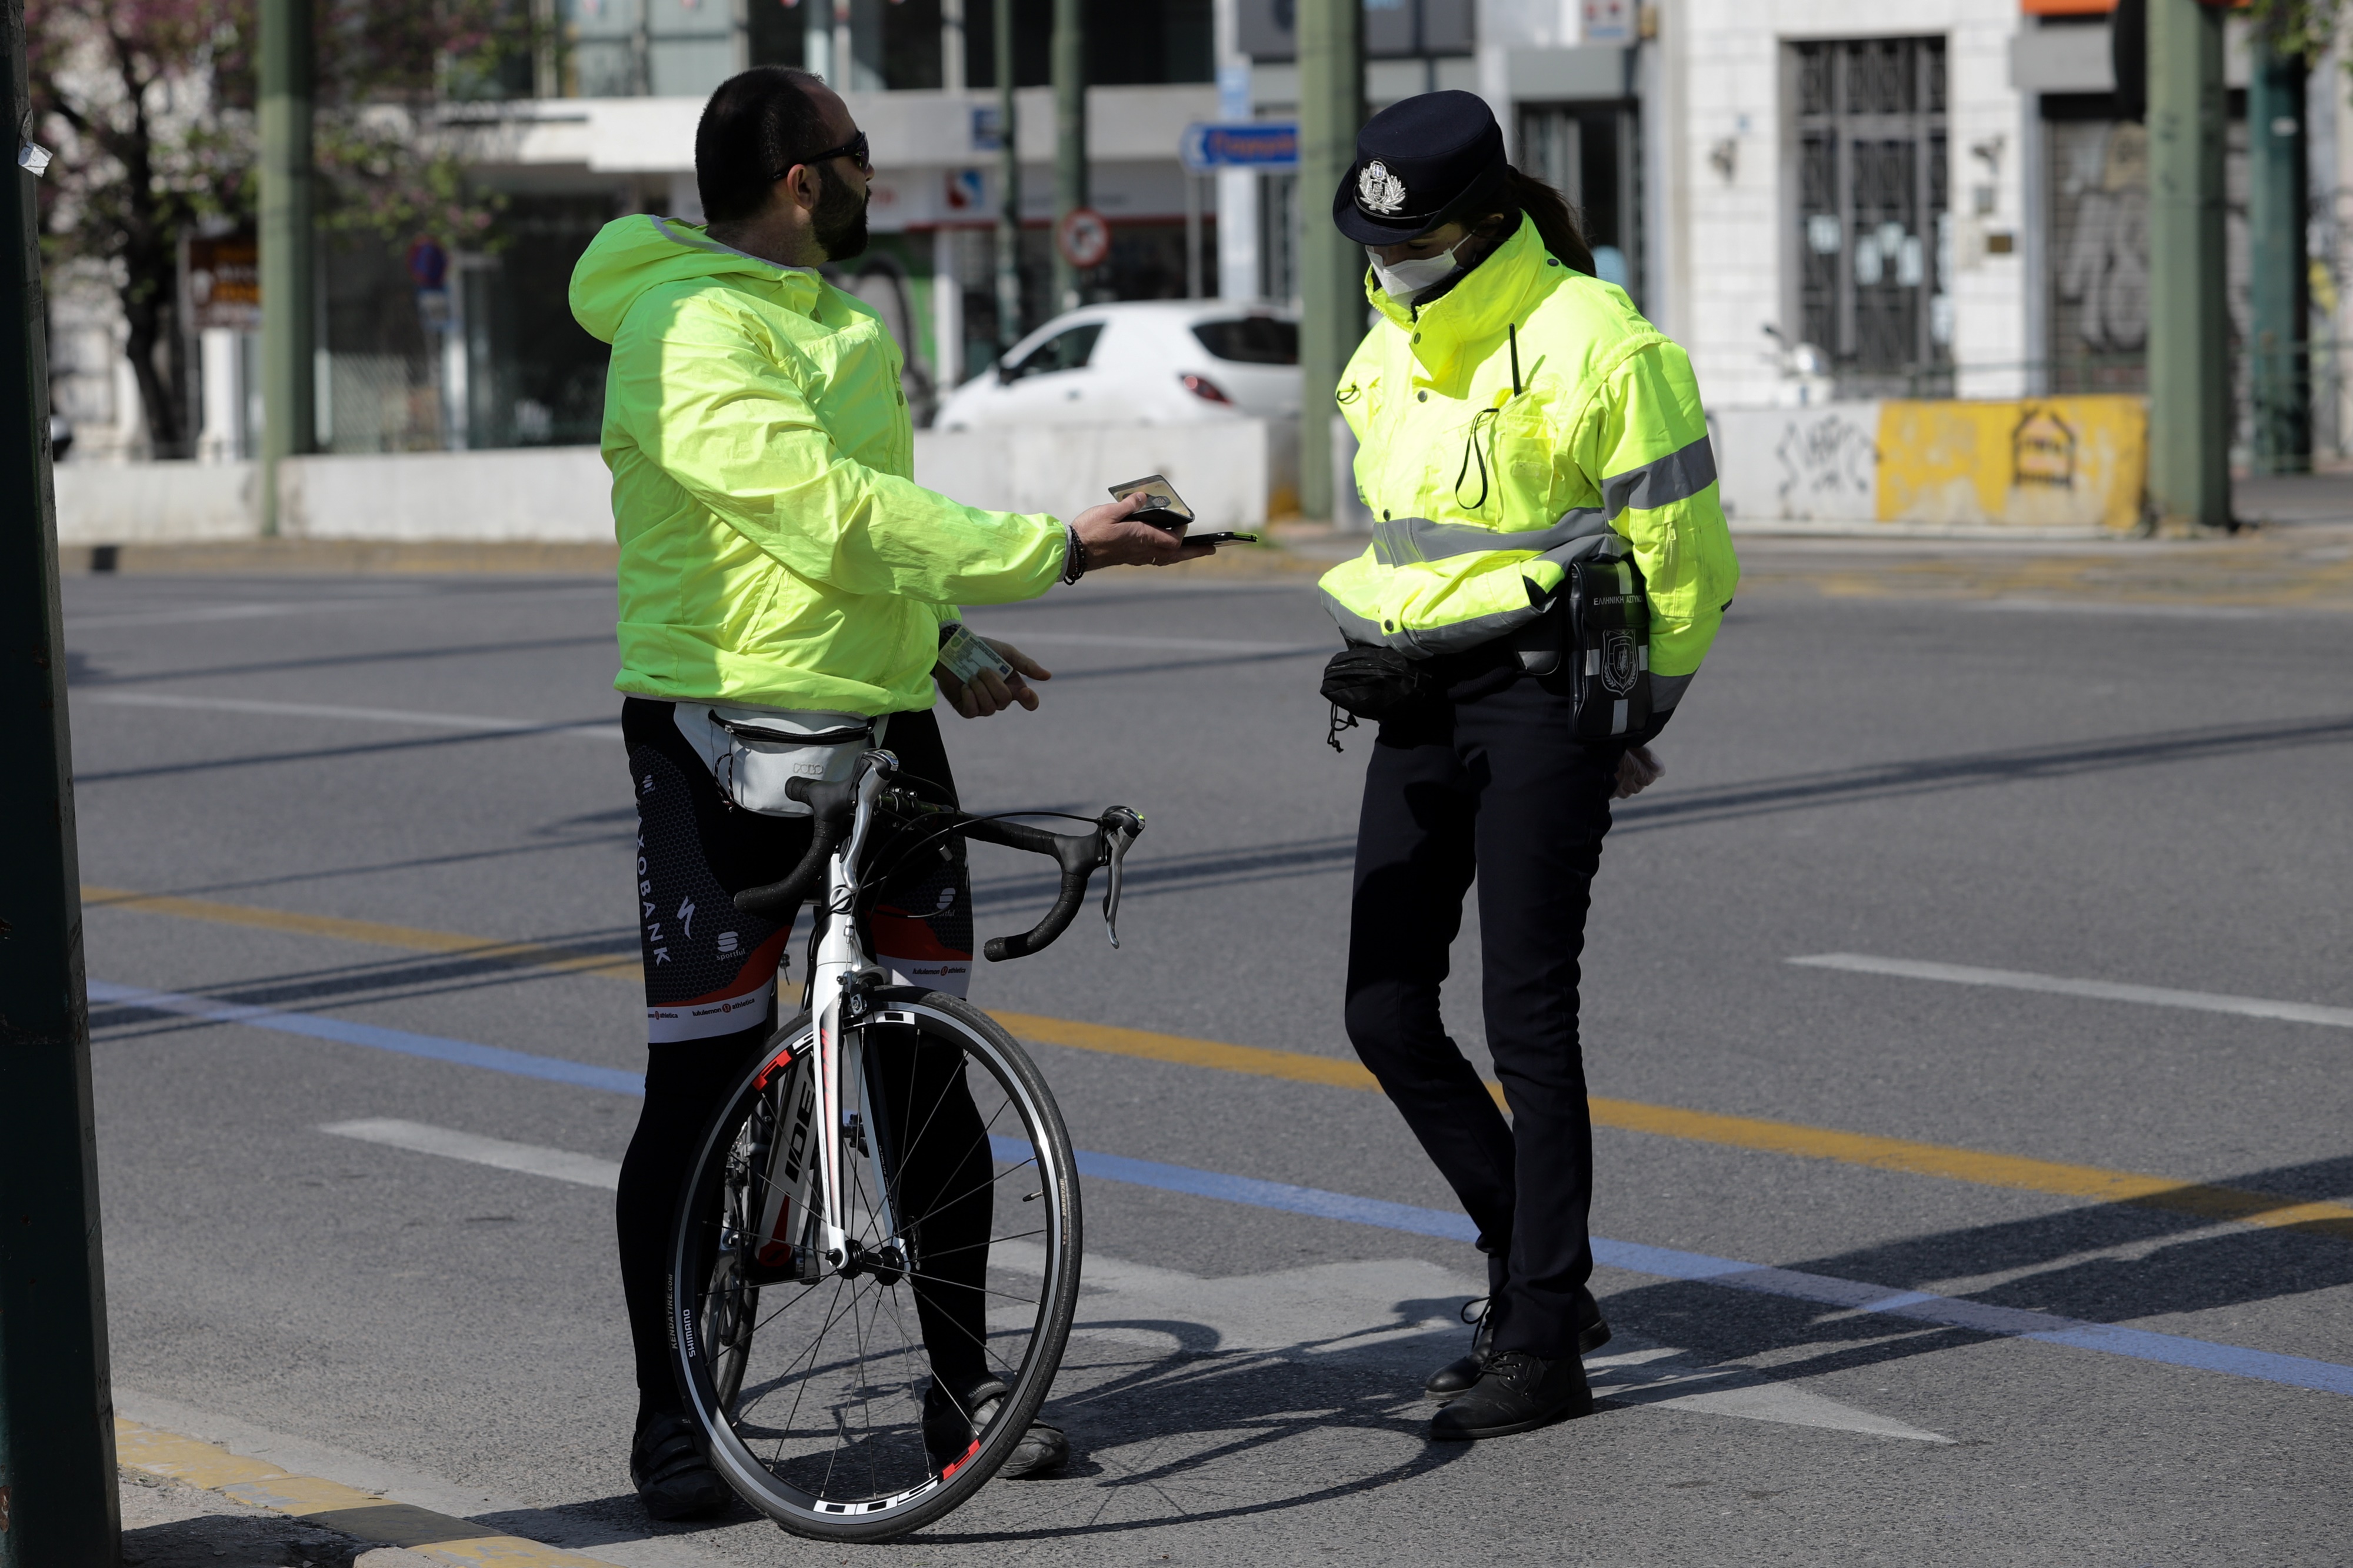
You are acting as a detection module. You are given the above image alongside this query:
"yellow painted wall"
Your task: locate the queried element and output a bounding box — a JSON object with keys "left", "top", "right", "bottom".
{"left": 1875, "top": 395, "right": 2146, "bottom": 531}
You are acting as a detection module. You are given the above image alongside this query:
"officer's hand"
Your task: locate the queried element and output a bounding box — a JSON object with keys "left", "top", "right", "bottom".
{"left": 938, "top": 639, "right": 1051, "bottom": 719}
{"left": 1070, "top": 492, "right": 1218, "bottom": 570}
{"left": 1613, "top": 745, "right": 1664, "bottom": 800}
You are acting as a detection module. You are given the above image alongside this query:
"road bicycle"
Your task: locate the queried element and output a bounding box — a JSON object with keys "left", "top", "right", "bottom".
{"left": 666, "top": 747, "right": 1142, "bottom": 1541}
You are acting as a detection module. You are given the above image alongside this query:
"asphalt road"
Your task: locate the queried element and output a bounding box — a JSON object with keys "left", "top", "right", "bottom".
{"left": 64, "top": 546, "right": 2353, "bottom": 1567}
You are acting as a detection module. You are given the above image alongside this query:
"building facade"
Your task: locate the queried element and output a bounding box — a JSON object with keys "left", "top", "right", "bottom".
{"left": 51, "top": 0, "right": 2351, "bottom": 473}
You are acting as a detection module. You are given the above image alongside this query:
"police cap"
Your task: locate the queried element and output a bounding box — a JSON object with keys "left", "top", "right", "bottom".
{"left": 1331, "top": 91, "right": 1508, "bottom": 245}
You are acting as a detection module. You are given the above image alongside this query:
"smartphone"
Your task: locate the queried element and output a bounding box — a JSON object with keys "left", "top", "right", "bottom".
{"left": 1107, "top": 473, "right": 1260, "bottom": 546}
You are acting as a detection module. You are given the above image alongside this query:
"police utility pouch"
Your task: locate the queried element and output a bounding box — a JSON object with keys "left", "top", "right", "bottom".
{"left": 1561, "top": 552, "right": 1651, "bottom": 740}
{"left": 673, "top": 703, "right": 886, "bottom": 818}
{"left": 1319, "top": 643, "right": 1439, "bottom": 721}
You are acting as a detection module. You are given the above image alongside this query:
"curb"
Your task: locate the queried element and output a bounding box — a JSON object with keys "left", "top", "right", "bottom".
{"left": 116, "top": 1420, "right": 623, "bottom": 1568}
{"left": 111, "top": 1390, "right": 732, "bottom": 1568}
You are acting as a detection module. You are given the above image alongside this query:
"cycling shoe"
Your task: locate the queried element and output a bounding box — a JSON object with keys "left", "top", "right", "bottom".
{"left": 922, "top": 1377, "right": 1069, "bottom": 1479}
{"left": 630, "top": 1408, "right": 733, "bottom": 1520}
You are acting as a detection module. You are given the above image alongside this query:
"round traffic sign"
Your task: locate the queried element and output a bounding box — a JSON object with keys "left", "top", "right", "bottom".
{"left": 1055, "top": 207, "right": 1112, "bottom": 269}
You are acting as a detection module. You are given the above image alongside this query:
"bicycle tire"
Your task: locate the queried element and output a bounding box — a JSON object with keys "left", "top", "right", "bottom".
{"left": 669, "top": 989, "right": 1082, "bottom": 1542}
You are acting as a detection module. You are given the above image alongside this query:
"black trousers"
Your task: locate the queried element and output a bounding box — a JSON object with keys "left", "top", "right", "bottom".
{"left": 614, "top": 699, "right": 991, "bottom": 1410}
{"left": 1342, "top": 660, "right": 1618, "bottom": 1361}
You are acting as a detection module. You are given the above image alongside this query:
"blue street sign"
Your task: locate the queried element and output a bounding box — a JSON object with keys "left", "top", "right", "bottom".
{"left": 1180, "top": 122, "right": 1300, "bottom": 174}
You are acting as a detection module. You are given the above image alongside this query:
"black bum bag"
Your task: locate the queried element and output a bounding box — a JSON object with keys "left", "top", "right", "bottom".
{"left": 1319, "top": 553, "right": 1651, "bottom": 743}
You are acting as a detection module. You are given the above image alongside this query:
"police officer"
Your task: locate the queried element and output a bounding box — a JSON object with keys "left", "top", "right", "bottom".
{"left": 1320, "top": 92, "right": 1739, "bottom": 1441}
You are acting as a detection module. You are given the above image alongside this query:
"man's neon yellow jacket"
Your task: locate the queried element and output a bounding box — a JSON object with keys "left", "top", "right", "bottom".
{"left": 1319, "top": 215, "right": 1739, "bottom": 706}
{"left": 569, "top": 215, "right": 1065, "bottom": 715}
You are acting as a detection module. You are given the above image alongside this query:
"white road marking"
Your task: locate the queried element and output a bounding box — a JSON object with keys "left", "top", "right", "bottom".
{"left": 337, "top": 1119, "right": 1952, "bottom": 1443}
{"left": 69, "top": 585, "right": 611, "bottom": 631}
{"left": 1001, "top": 1242, "right": 1953, "bottom": 1443}
{"left": 965, "top": 627, "right": 1325, "bottom": 655}
{"left": 320, "top": 1118, "right": 621, "bottom": 1189}
{"left": 1582, "top": 1340, "right": 1953, "bottom": 1442}
{"left": 1965, "top": 598, "right": 2270, "bottom": 620}
{"left": 85, "top": 690, "right": 622, "bottom": 741}
{"left": 1791, "top": 952, "right": 2353, "bottom": 1030}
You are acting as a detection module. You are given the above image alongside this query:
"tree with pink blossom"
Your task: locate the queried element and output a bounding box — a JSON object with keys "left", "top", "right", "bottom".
{"left": 26, "top": 0, "right": 536, "bottom": 455}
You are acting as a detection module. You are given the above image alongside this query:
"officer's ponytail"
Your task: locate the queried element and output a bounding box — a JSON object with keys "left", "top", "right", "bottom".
{"left": 1496, "top": 167, "right": 1596, "bottom": 276}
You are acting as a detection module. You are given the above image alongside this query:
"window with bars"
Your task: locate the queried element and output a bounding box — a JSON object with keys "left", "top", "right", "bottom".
{"left": 1788, "top": 36, "right": 1951, "bottom": 395}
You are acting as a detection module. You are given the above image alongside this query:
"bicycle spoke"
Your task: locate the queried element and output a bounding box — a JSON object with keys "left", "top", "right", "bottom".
{"left": 886, "top": 1151, "right": 1041, "bottom": 1240}
{"left": 675, "top": 1000, "right": 1079, "bottom": 1532}
{"left": 892, "top": 1266, "right": 1052, "bottom": 1307}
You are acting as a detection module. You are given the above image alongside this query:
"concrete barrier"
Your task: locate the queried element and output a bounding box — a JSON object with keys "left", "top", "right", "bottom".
{"left": 52, "top": 418, "right": 1274, "bottom": 543}
{"left": 54, "top": 461, "right": 259, "bottom": 545}
{"left": 913, "top": 419, "right": 1271, "bottom": 531}
{"left": 1712, "top": 395, "right": 2147, "bottom": 532}
{"left": 280, "top": 447, "right": 615, "bottom": 542}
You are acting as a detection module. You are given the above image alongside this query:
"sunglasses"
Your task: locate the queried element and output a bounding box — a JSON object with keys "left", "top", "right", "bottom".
{"left": 771, "top": 130, "right": 871, "bottom": 182}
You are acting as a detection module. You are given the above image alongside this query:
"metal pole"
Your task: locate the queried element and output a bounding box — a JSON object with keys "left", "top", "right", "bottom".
{"left": 2248, "top": 25, "right": 2309, "bottom": 476}
{"left": 2145, "top": 0, "right": 2228, "bottom": 531}
{"left": 1185, "top": 172, "right": 1203, "bottom": 299}
{"left": 1050, "top": 0, "right": 1086, "bottom": 312}
{"left": 994, "top": 0, "right": 1022, "bottom": 352}
{"left": 2, "top": 2, "right": 122, "bottom": 1560}
{"left": 259, "top": 0, "right": 315, "bottom": 535}
{"left": 1295, "top": 0, "right": 1363, "bottom": 521}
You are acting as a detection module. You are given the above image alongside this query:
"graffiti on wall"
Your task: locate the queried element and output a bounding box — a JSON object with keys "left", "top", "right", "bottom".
{"left": 1877, "top": 395, "right": 2146, "bottom": 531}
{"left": 1713, "top": 396, "right": 2147, "bottom": 529}
{"left": 2048, "top": 120, "right": 2249, "bottom": 383}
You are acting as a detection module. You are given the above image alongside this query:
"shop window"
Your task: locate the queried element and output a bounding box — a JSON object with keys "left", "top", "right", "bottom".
{"left": 1787, "top": 36, "right": 1949, "bottom": 396}
{"left": 1517, "top": 102, "right": 1641, "bottom": 302}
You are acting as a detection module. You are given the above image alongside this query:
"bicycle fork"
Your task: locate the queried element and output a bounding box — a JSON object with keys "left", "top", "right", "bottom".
{"left": 780, "top": 761, "right": 904, "bottom": 1283}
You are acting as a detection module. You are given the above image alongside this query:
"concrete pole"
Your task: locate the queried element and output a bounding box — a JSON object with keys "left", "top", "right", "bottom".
{"left": 259, "top": 0, "right": 315, "bottom": 535}
{"left": 2144, "top": 0, "right": 2229, "bottom": 531}
{"left": 1050, "top": 0, "right": 1087, "bottom": 312}
{"left": 2248, "top": 27, "right": 2309, "bottom": 475}
{"left": 1, "top": 4, "right": 122, "bottom": 1562}
{"left": 1295, "top": 0, "right": 1363, "bottom": 521}
{"left": 995, "top": 0, "right": 1022, "bottom": 351}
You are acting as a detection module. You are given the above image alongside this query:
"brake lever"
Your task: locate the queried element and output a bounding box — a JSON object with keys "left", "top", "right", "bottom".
{"left": 1099, "top": 807, "right": 1145, "bottom": 948}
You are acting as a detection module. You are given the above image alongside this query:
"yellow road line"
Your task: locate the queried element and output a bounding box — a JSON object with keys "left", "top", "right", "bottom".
{"left": 83, "top": 886, "right": 640, "bottom": 979}
{"left": 998, "top": 1013, "right": 2353, "bottom": 1241}
{"left": 115, "top": 1419, "right": 619, "bottom": 1568}
{"left": 90, "top": 885, "right": 2353, "bottom": 1242}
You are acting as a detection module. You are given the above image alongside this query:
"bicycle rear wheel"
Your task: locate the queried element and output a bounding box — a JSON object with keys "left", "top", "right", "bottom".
{"left": 669, "top": 988, "right": 1082, "bottom": 1541}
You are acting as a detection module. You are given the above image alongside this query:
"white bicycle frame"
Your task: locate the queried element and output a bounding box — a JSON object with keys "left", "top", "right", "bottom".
{"left": 800, "top": 753, "right": 898, "bottom": 1276}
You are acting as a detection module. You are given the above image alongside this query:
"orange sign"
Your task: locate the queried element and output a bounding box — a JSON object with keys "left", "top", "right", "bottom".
{"left": 185, "top": 233, "right": 261, "bottom": 331}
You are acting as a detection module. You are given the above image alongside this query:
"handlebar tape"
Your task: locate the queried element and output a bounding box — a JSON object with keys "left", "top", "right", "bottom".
{"left": 732, "top": 775, "right": 861, "bottom": 918}
{"left": 965, "top": 816, "right": 1106, "bottom": 962}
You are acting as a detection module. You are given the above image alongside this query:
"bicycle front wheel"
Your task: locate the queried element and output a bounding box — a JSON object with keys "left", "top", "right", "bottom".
{"left": 669, "top": 988, "right": 1082, "bottom": 1541}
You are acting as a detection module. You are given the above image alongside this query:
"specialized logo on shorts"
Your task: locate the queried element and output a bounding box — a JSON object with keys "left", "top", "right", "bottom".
{"left": 1600, "top": 630, "right": 1639, "bottom": 696}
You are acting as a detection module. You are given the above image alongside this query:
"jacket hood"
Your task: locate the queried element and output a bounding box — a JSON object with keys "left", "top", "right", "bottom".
{"left": 568, "top": 213, "right": 819, "bottom": 343}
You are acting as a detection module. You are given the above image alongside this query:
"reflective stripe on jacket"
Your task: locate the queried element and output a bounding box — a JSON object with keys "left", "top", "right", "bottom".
{"left": 1318, "top": 215, "right": 1739, "bottom": 691}
{"left": 569, "top": 215, "right": 1064, "bottom": 716}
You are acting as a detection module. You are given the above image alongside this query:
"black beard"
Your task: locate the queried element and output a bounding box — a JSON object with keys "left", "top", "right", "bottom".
{"left": 812, "top": 162, "right": 870, "bottom": 260}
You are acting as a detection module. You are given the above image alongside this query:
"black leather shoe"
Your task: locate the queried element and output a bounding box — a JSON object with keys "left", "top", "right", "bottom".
{"left": 1428, "top": 1350, "right": 1596, "bottom": 1441}
{"left": 630, "top": 1409, "right": 733, "bottom": 1520}
{"left": 922, "top": 1377, "right": 1070, "bottom": 1479}
{"left": 1424, "top": 1289, "right": 1612, "bottom": 1397}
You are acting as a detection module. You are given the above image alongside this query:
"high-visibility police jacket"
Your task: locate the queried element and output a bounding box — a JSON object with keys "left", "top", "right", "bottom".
{"left": 1319, "top": 215, "right": 1739, "bottom": 707}
{"left": 569, "top": 215, "right": 1065, "bottom": 716}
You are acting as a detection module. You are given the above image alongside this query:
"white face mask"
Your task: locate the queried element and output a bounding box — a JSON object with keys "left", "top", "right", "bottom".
{"left": 1368, "top": 242, "right": 1462, "bottom": 301}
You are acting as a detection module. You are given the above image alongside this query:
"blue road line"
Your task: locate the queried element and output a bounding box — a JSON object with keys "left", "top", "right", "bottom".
{"left": 96, "top": 978, "right": 2353, "bottom": 1402}
{"left": 87, "top": 980, "right": 646, "bottom": 1097}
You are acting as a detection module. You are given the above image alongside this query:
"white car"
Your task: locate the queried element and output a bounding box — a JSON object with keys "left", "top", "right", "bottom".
{"left": 932, "top": 301, "right": 1301, "bottom": 430}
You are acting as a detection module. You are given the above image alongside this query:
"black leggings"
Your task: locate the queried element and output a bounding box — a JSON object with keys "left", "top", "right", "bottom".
{"left": 615, "top": 699, "right": 990, "bottom": 1410}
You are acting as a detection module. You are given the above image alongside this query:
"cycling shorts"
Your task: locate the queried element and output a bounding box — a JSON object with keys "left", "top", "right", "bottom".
{"left": 621, "top": 698, "right": 973, "bottom": 1045}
